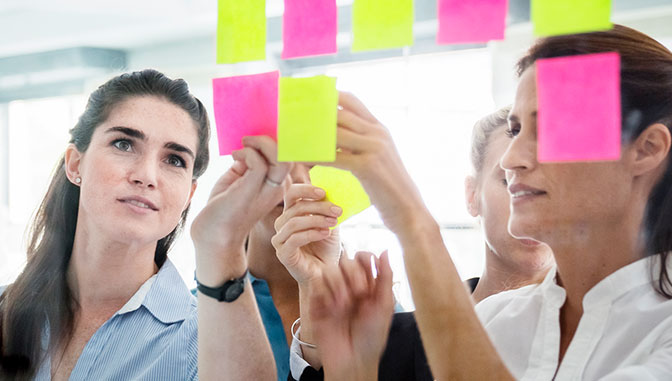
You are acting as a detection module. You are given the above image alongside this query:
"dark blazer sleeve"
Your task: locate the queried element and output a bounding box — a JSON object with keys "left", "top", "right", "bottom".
{"left": 289, "top": 312, "right": 433, "bottom": 381}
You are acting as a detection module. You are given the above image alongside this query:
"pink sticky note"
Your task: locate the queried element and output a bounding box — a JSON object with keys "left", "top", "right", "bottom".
{"left": 438, "top": 0, "right": 508, "bottom": 44}
{"left": 282, "top": 0, "right": 337, "bottom": 59}
{"left": 212, "top": 71, "right": 279, "bottom": 156}
{"left": 536, "top": 52, "right": 621, "bottom": 162}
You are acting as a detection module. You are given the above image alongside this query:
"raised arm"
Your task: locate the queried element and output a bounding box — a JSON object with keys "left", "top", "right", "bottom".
{"left": 320, "top": 92, "right": 514, "bottom": 380}
{"left": 191, "top": 136, "right": 286, "bottom": 380}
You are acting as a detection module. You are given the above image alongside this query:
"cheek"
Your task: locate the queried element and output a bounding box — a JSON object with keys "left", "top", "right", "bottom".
{"left": 481, "top": 190, "right": 511, "bottom": 240}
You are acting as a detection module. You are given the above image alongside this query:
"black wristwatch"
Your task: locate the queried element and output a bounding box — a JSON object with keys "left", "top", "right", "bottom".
{"left": 196, "top": 270, "right": 249, "bottom": 302}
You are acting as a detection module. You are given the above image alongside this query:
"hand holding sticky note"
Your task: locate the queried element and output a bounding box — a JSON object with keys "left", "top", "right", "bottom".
{"left": 309, "top": 165, "right": 371, "bottom": 225}
{"left": 532, "top": 0, "right": 612, "bottom": 36}
{"left": 278, "top": 76, "right": 338, "bottom": 162}
{"left": 212, "top": 71, "right": 279, "bottom": 155}
{"left": 536, "top": 52, "right": 621, "bottom": 162}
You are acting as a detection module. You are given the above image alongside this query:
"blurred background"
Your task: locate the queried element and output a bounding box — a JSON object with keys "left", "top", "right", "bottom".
{"left": 1, "top": 0, "right": 671, "bottom": 309}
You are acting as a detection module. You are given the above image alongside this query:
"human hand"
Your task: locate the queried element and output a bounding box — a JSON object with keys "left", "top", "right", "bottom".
{"left": 272, "top": 183, "right": 343, "bottom": 286}
{"left": 310, "top": 251, "right": 395, "bottom": 381}
{"left": 191, "top": 136, "right": 292, "bottom": 282}
{"left": 319, "top": 92, "right": 430, "bottom": 236}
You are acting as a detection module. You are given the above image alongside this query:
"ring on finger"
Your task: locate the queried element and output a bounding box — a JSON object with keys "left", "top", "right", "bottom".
{"left": 264, "top": 176, "right": 282, "bottom": 187}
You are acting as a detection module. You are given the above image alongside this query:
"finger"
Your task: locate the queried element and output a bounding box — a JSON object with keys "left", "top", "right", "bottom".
{"left": 273, "top": 228, "right": 331, "bottom": 263}
{"left": 322, "top": 264, "right": 350, "bottom": 315}
{"left": 231, "top": 147, "right": 268, "bottom": 186}
{"left": 208, "top": 159, "right": 247, "bottom": 199}
{"left": 284, "top": 184, "right": 327, "bottom": 210}
{"left": 338, "top": 92, "right": 379, "bottom": 124}
{"left": 337, "top": 108, "right": 372, "bottom": 135}
{"left": 339, "top": 255, "right": 369, "bottom": 300}
{"left": 337, "top": 127, "right": 375, "bottom": 154}
{"left": 374, "top": 250, "right": 394, "bottom": 302}
{"left": 242, "top": 136, "right": 292, "bottom": 184}
{"left": 354, "top": 251, "right": 376, "bottom": 293}
{"left": 274, "top": 200, "right": 342, "bottom": 233}
{"left": 274, "top": 215, "right": 338, "bottom": 245}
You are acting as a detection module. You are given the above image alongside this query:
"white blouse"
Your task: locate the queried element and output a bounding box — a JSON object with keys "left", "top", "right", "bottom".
{"left": 476, "top": 255, "right": 672, "bottom": 380}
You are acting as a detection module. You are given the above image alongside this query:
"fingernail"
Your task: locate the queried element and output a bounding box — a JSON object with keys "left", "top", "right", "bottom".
{"left": 314, "top": 188, "right": 326, "bottom": 197}
{"left": 326, "top": 217, "right": 338, "bottom": 226}
{"left": 330, "top": 206, "right": 342, "bottom": 215}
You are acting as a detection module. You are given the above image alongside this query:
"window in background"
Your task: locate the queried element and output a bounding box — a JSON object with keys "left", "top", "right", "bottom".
{"left": 0, "top": 95, "right": 86, "bottom": 285}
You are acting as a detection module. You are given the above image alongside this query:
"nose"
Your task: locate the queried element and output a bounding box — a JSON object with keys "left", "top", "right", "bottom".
{"left": 129, "top": 155, "right": 158, "bottom": 189}
{"left": 500, "top": 133, "right": 537, "bottom": 177}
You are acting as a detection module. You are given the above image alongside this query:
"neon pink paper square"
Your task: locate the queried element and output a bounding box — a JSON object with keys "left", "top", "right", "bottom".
{"left": 438, "top": 0, "right": 508, "bottom": 44}
{"left": 212, "top": 71, "right": 279, "bottom": 155}
{"left": 282, "top": 0, "right": 337, "bottom": 59}
{"left": 536, "top": 52, "right": 621, "bottom": 162}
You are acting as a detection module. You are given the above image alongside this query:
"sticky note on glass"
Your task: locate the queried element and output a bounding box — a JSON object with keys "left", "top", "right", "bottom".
{"left": 438, "top": 0, "right": 507, "bottom": 44}
{"left": 309, "top": 166, "right": 371, "bottom": 225}
{"left": 536, "top": 52, "right": 621, "bottom": 162}
{"left": 277, "top": 76, "right": 338, "bottom": 162}
{"left": 532, "top": 0, "right": 612, "bottom": 36}
{"left": 212, "top": 71, "right": 279, "bottom": 155}
{"left": 217, "top": 0, "right": 266, "bottom": 63}
{"left": 351, "top": 0, "right": 414, "bottom": 52}
{"left": 282, "top": 0, "right": 338, "bottom": 59}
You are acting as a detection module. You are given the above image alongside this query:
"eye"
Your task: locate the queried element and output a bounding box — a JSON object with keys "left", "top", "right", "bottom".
{"left": 112, "top": 139, "right": 133, "bottom": 152}
{"left": 167, "top": 154, "right": 186, "bottom": 168}
{"left": 504, "top": 124, "right": 520, "bottom": 138}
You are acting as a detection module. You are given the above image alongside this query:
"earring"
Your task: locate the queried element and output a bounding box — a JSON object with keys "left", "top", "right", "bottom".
{"left": 75, "top": 177, "right": 81, "bottom": 184}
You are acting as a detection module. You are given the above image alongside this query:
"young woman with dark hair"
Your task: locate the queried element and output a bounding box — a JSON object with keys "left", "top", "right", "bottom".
{"left": 280, "top": 24, "right": 672, "bottom": 380}
{"left": 0, "top": 69, "right": 278, "bottom": 380}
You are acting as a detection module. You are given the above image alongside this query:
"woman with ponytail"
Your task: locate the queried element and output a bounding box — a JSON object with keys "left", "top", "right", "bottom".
{"left": 0, "top": 69, "right": 277, "bottom": 380}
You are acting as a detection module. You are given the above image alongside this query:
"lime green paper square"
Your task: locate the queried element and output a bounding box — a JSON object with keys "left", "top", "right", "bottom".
{"left": 278, "top": 76, "right": 338, "bottom": 162}
{"left": 352, "top": 0, "right": 414, "bottom": 52}
{"left": 217, "top": 0, "right": 266, "bottom": 64}
{"left": 532, "top": 0, "right": 612, "bottom": 37}
{"left": 309, "top": 166, "right": 371, "bottom": 225}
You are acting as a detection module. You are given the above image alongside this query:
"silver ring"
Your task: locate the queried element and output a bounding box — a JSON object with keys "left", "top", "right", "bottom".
{"left": 264, "top": 177, "right": 282, "bottom": 187}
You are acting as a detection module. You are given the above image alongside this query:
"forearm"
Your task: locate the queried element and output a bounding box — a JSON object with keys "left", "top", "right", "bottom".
{"left": 297, "top": 282, "right": 323, "bottom": 369}
{"left": 196, "top": 250, "right": 276, "bottom": 380}
{"left": 396, "top": 214, "right": 513, "bottom": 381}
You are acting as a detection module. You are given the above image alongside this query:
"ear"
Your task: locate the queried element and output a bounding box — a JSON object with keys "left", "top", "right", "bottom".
{"left": 630, "top": 123, "right": 671, "bottom": 177}
{"left": 64, "top": 144, "right": 83, "bottom": 185}
{"left": 183, "top": 180, "right": 198, "bottom": 212}
{"left": 464, "top": 175, "right": 480, "bottom": 217}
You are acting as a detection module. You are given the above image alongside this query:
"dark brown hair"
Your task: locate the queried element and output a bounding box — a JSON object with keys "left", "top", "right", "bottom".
{"left": 517, "top": 24, "right": 672, "bottom": 298}
{"left": 0, "top": 69, "right": 211, "bottom": 379}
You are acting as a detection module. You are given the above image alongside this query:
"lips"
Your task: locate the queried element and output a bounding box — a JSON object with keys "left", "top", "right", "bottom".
{"left": 118, "top": 196, "right": 158, "bottom": 211}
{"left": 507, "top": 183, "right": 547, "bottom": 199}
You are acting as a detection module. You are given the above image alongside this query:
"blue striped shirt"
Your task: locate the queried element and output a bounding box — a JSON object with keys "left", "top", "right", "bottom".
{"left": 12, "top": 259, "right": 199, "bottom": 380}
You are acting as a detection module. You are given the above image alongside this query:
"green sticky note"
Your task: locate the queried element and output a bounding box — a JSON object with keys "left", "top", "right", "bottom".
{"left": 217, "top": 0, "right": 266, "bottom": 64}
{"left": 352, "top": 0, "right": 414, "bottom": 52}
{"left": 532, "top": 0, "right": 612, "bottom": 37}
{"left": 278, "top": 76, "right": 338, "bottom": 162}
{"left": 309, "top": 166, "right": 371, "bottom": 225}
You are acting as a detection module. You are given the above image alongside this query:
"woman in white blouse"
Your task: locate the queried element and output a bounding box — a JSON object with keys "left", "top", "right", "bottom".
{"left": 291, "top": 24, "right": 672, "bottom": 380}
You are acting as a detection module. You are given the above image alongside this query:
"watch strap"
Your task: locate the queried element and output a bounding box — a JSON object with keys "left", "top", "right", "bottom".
{"left": 196, "top": 269, "right": 248, "bottom": 302}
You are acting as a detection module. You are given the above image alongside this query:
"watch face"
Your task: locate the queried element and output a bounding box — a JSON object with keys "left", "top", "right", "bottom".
{"left": 224, "top": 280, "right": 245, "bottom": 301}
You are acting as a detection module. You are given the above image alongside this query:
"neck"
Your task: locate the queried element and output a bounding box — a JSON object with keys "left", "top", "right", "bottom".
{"left": 68, "top": 223, "right": 158, "bottom": 310}
{"left": 548, "top": 218, "right": 644, "bottom": 309}
{"left": 472, "top": 246, "right": 549, "bottom": 303}
{"left": 247, "top": 226, "right": 299, "bottom": 292}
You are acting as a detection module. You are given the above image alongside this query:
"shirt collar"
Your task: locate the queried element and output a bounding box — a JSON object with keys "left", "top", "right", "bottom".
{"left": 117, "top": 258, "right": 195, "bottom": 324}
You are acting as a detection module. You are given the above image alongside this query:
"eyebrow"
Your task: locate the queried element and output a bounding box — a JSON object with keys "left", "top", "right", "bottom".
{"left": 507, "top": 110, "right": 538, "bottom": 123}
{"left": 105, "top": 126, "right": 195, "bottom": 159}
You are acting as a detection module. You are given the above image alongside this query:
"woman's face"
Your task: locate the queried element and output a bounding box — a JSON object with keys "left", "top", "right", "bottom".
{"left": 500, "top": 67, "right": 632, "bottom": 246}
{"left": 467, "top": 126, "right": 553, "bottom": 272}
{"left": 69, "top": 95, "right": 199, "bottom": 247}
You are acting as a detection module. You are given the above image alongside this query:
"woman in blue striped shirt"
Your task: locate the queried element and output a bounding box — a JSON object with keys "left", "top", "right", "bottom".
{"left": 0, "top": 69, "right": 279, "bottom": 380}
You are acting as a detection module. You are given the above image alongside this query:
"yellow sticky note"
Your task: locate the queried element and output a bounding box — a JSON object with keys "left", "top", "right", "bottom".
{"left": 309, "top": 166, "right": 371, "bottom": 225}
{"left": 217, "top": 0, "right": 266, "bottom": 64}
{"left": 278, "top": 76, "right": 338, "bottom": 162}
{"left": 532, "top": 0, "right": 612, "bottom": 37}
{"left": 352, "top": 0, "right": 414, "bottom": 52}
